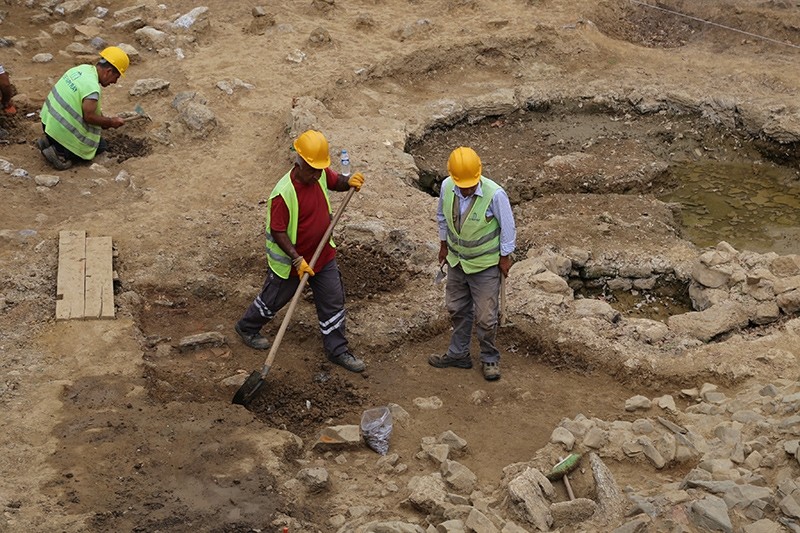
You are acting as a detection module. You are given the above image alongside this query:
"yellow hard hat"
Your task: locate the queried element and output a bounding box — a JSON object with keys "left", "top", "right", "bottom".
{"left": 293, "top": 130, "right": 331, "bottom": 169}
{"left": 99, "top": 46, "right": 130, "bottom": 76}
{"left": 447, "top": 146, "right": 482, "bottom": 188}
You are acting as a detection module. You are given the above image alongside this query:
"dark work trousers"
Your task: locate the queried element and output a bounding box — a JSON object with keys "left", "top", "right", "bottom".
{"left": 237, "top": 259, "right": 349, "bottom": 358}
{"left": 42, "top": 123, "right": 107, "bottom": 161}
{"left": 445, "top": 263, "right": 501, "bottom": 363}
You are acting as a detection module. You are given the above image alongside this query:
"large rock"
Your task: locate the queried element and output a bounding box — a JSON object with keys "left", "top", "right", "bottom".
{"left": 507, "top": 468, "right": 553, "bottom": 531}
{"left": 296, "top": 467, "right": 328, "bottom": 493}
{"left": 771, "top": 255, "right": 800, "bottom": 277}
{"left": 313, "top": 425, "right": 361, "bottom": 450}
{"left": 550, "top": 498, "right": 597, "bottom": 526}
{"left": 441, "top": 460, "right": 477, "bottom": 494}
{"left": 464, "top": 508, "right": 499, "bottom": 533}
{"left": 55, "top": 0, "right": 91, "bottom": 16}
{"left": 573, "top": 299, "right": 620, "bottom": 323}
{"left": 173, "top": 6, "right": 210, "bottom": 31}
{"left": 690, "top": 495, "right": 732, "bottom": 533}
{"left": 590, "top": 453, "right": 626, "bottom": 521}
{"left": 175, "top": 96, "right": 218, "bottom": 137}
{"left": 406, "top": 474, "right": 449, "bottom": 515}
{"left": 623, "top": 318, "right": 669, "bottom": 344}
{"left": 777, "top": 289, "right": 800, "bottom": 314}
{"left": 667, "top": 301, "right": 750, "bottom": 342}
{"left": 134, "top": 26, "right": 171, "bottom": 49}
{"left": 129, "top": 78, "right": 170, "bottom": 97}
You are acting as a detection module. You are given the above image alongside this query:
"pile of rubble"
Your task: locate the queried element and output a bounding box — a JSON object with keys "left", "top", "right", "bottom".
{"left": 275, "top": 377, "right": 800, "bottom": 532}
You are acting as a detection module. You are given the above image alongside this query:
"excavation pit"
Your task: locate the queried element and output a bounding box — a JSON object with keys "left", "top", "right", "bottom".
{"left": 407, "top": 103, "right": 800, "bottom": 256}
{"left": 104, "top": 132, "right": 151, "bottom": 162}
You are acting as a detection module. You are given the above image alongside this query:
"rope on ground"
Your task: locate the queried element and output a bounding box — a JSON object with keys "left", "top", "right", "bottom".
{"left": 628, "top": 0, "right": 800, "bottom": 50}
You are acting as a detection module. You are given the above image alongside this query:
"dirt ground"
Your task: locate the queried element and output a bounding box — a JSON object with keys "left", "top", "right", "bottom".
{"left": 2, "top": 0, "right": 800, "bottom": 531}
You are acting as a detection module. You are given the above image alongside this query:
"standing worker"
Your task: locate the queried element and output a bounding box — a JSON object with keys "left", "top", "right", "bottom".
{"left": 0, "top": 64, "right": 16, "bottom": 115}
{"left": 429, "top": 147, "right": 516, "bottom": 381}
{"left": 234, "top": 130, "right": 367, "bottom": 373}
{"left": 37, "top": 46, "right": 129, "bottom": 170}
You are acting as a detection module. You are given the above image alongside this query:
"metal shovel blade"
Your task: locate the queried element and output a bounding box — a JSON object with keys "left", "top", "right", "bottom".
{"left": 232, "top": 370, "right": 264, "bottom": 406}
{"left": 433, "top": 264, "right": 446, "bottom": 286}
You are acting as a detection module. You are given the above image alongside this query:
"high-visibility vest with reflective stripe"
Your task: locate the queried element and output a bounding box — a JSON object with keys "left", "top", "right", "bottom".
{"left": 265, "top": 169, "right": 334, "bottom": 279}
{"left": 443, "top": 176, "right": 501, "bottom": 274}
{"left": 41, "top": 64, "right": 102, "bottom": 160}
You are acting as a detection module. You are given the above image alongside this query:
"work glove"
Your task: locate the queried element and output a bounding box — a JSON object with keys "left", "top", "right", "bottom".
{"left": 292, "top": 256, "right": 315, "bottom": 277}
{"left": 348, "top": 172, "right": 364, "bottom": 191}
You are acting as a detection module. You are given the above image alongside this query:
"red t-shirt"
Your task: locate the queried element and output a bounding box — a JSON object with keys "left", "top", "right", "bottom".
{"left": 270, "top": 167, "right": 339, "bottom": 276}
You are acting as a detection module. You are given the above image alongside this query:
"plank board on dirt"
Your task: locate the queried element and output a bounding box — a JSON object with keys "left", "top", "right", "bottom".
{"left": 55, "top": 230, "right": 87, "bottom": 320}
{"left": 84, "top": 236, "right": 115, "bottom": 319}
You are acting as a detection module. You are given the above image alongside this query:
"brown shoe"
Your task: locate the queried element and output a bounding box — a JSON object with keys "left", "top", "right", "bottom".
{"left": 482, "top": 361, "right": 500, "bottom": 381}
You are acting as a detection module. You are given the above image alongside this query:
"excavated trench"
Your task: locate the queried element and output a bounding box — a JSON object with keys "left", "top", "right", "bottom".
{"left": 590, "top": 0, "right": 800, "bottom": 51}
{"left": 132, "top": 244, "right": 413, "bottom": 438}
{"left": 407, "top": 102, "right": 800, "bottom": 321}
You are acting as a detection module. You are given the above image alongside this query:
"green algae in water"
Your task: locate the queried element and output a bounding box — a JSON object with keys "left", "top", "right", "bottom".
{"left": 659, "top": 161, "right": 800, "bottom": 254}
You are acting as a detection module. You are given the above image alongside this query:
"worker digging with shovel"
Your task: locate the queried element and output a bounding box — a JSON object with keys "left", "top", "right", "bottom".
{"left": 234, "top": 130, "right": 367, "bottom": 379}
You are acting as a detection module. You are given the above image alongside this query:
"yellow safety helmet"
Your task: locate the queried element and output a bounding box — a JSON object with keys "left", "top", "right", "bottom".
{"left": 293, "top": 130, "right": 331, "bottom": 169}
{"left": 447, "top": 146, "right": 482, "bottom": 188}
{"left": 99, "top": 46, "right": 130, "bottom": 76}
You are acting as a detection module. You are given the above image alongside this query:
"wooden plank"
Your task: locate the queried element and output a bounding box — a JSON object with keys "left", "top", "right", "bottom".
{"left": 55, "top": 230, "right": 86, "bottom": 320}
{"left": 84, "top": 236, "right": 115, "bottom": 319}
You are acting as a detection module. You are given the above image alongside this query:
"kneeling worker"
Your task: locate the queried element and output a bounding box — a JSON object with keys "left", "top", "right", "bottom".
{"left": 38, "top": 46, "right": 129, "bottom": 170}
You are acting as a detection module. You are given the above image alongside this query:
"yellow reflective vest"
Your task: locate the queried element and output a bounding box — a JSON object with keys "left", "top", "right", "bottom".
{"left": 265, "top": 170, "right": 334, "bottom": 279}
{"left": 41, "top": 64, "right": 102, "bottom": 160}
{"left": 443, "top": 176, "right": 501, "bottom": 274}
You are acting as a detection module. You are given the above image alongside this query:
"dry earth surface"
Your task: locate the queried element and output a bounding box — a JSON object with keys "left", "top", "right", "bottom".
{"left": 2, "top": 0, "right": 800, "bottom": 532}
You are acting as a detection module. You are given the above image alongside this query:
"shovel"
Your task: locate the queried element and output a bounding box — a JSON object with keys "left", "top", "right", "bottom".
{"left": 433, "top": 261, "right": 446, "bottom": 286}
{"left": 547, "top": 453, "right": 582, "bottom": 501}
{"left": 499, "top": 275, "right": 514, "bottom": 327}
{"left": 232, "top": 187, "right": 357, "bottom": 406}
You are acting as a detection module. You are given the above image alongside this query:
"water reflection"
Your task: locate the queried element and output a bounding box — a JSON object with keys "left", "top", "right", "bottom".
{"left": 659, "top": 160, "right": 800, "bottom": 254}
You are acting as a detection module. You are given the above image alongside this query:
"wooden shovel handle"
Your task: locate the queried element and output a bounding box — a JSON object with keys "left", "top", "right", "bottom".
{"left": 259, "top": 187, "right": 357, "bottom": 376}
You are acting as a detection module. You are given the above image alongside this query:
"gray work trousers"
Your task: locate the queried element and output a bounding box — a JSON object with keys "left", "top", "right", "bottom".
{"left": 237, "top": 259, "right": 349, "bottom": 358}
{"left": 445, "top": 263, "right": 501, "bottom": 363}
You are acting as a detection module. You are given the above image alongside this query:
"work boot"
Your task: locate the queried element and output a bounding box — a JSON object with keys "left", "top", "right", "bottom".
{"left": 234, "top": 322, "right": 271, "bottom": 350}
{"left": 328, "top": 351, "right": 366, "bottom": 373}
{"left": 41, "top": 145, "right": 72, "bottom": 170}
{"left": 428, "top": 353, "right": 473, "bottom": 369}
{"left": 482, "top": 361, "right": 501, "bottom": 381}
{"left": 36, "top": 137, "right": 51, "bottom": 151}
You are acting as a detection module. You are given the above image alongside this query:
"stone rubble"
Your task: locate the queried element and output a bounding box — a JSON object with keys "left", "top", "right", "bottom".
{"left": 275, "top": 378, "right": 800, "bottom": 531}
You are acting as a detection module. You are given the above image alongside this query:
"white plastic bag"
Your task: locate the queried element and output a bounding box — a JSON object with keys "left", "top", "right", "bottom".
{"left": 360, "top": 406, "right": 393, "bottom": 455}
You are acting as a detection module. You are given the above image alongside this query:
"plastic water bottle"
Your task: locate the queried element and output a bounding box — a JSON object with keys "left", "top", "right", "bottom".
{"left": 340, "top": 149, "right": 351, "bottom": 178}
